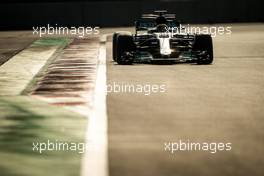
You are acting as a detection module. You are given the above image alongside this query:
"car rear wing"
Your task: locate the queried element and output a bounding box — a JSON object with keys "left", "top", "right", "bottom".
{"left": 135, "top": 19, "right": 156, "bottom": 31}
{"left": 135, "top": 18, "right": 180, "bottom": 32}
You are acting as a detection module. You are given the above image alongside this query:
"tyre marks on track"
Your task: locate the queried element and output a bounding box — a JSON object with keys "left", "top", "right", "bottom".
{"left": 31, "top": 38, "right": 99, "bottom": 109}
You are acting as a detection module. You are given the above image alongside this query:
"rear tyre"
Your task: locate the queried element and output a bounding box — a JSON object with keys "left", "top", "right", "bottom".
{"left": 193, "top": 35, "right": 213, "bottom": 64}
{"left": 116, "top": 35, "right": 136, "bottom": 65}
{"left": 112, "top": 33, "right": 119, "bottom": 61}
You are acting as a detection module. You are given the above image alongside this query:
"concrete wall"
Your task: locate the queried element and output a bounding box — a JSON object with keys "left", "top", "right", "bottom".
{"left": 0, "top": 0, "right": 262, "bottom": 30}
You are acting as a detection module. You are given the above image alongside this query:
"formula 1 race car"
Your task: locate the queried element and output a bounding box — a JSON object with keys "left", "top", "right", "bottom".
{"left": 112, "top": 10, "right": 213, "bottom": 65}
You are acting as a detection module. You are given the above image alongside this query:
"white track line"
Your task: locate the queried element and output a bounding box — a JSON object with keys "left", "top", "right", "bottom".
{"left": 81, "top": 43, "right": 108, "bottom": 176}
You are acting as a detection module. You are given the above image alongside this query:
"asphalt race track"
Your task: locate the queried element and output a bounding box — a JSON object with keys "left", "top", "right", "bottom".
{"left": 106, "top": 24, "right": 264, "bottom": 176}
{"left": 0, "top": 24, "right": 264, "bottom": 176}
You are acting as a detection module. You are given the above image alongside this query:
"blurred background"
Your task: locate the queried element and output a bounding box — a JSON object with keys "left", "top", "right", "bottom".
{"left": 0, "top": 0, "right": 262, "bottom": 30}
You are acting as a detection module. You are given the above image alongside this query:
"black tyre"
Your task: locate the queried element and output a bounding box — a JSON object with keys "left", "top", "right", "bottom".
{"left": 116, "top": 35, "right": 136, "bottom": 65}
{"left": 112, "top": 33, "right": 119, "bottom": 61}
{"left": 193, "top": 35, "right": 213, "bottom": 64}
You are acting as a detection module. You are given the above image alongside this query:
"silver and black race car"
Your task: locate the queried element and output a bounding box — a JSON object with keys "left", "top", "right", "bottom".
{"left": 112, "top": 10, "right": 213, "bottom": 65}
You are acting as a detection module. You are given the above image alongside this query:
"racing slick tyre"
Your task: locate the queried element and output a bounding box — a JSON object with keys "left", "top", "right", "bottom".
{"left": 112, "top": 33, "right": 119, "bottom": 61}
{"left": 193, "top": 35, "right": 213, "bottom": 65}
{"left": 116, "top": 35, "right": 136, "bottom": 65}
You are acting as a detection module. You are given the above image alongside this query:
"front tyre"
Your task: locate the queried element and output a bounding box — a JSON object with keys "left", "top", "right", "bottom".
{"left": 193, "top": 35, "right": 213, "bottom": 65}
{"left": 116, "top": 35, "right": 136, "bottom": 65}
